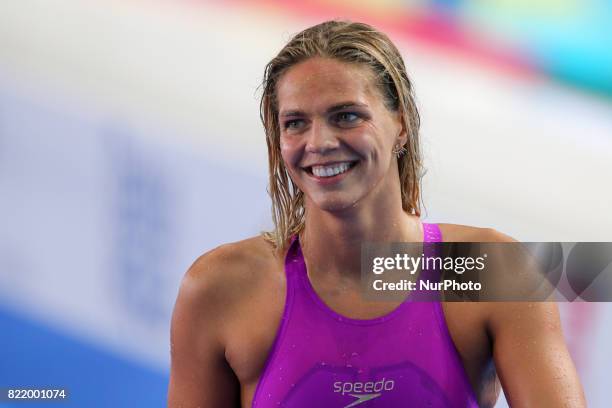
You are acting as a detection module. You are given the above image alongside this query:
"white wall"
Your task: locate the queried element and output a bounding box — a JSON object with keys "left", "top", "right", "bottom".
{"left": 1, "top": 0, "right": 611, "bottom": 406}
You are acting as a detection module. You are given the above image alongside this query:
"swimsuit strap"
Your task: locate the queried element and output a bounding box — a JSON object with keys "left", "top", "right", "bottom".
{"left": 422, "top": 222, "right": 443, "bottom": 243}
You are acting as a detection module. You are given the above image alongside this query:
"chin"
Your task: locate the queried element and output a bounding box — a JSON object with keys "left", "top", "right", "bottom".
{"left": 308, "top": 192, "right": 362, "bottom": 213}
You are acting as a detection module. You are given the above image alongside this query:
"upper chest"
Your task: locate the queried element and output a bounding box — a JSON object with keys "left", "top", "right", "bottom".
{"left": 223, "top": 260, "right": 492, "bottom": 396}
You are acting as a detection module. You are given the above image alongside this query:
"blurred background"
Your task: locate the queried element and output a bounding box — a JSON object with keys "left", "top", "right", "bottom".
{"left": 0, "top": 0, "right": 611, "bottom": 406}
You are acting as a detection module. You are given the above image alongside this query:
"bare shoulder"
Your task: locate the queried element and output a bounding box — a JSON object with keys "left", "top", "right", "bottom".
{"left": 169, "top": 235, "right": 280, "bottom": 405}
{"left": 437, "top": 223, "right": 516, "bottom": 242}
{"left": 436, "top": 223, "right": 522, "bottom": 330}
{"left": 181, "top": 234, "right": 282, "bottom": 301}
{"left": 436, "top": 225, "right": 563, "bottom": 337}
{"left": 172, "top": 234, "right": 283, "bottom": 335}
{"left": 170, "top": 234, "right": 283, "bottom": 363}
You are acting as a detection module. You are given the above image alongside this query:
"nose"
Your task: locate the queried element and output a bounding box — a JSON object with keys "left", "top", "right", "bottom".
{"left": 305, "top": 120, "right": 339, "bottom": 154}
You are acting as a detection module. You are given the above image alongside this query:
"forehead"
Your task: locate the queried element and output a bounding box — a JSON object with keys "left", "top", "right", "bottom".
{"left": 276, "top": 57, "right": 381, "bottom": 113}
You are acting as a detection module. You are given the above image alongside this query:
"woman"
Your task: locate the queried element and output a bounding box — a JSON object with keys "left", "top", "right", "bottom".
{"left": 168, "top": 21, "right": 585, "bottom": 407}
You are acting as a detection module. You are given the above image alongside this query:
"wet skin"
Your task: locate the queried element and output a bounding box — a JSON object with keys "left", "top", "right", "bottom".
{"left": 168, "top": 58, "right": 586, "bottom": 408}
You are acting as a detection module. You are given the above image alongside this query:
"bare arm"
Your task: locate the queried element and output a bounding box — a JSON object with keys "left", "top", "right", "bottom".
{"left": 168, "top": 252, "right": 240, "bottom": 407}
{"left": 489, "top": 301, "right": 586, "bottom": 407}
{"left": 474, "top": 228, "right": 586, "bottom": 407}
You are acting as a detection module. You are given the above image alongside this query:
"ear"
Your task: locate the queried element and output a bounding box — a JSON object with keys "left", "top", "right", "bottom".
{"left": 395, "top": 112, "right": 408, "bottom": 147}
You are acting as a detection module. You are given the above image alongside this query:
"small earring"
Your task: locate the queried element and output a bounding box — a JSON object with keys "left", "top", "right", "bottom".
{"left": 393, "top": 144, "right": 407, "bottom": 158}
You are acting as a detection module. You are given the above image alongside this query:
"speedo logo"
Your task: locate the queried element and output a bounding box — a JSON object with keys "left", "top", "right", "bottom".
{"left": 333, "top": 378, "right": 395, "bottom": 407}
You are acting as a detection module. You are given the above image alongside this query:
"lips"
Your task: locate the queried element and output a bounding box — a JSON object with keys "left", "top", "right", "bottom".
{"left": 303, "top": 160, "right": 359, "bottom": 182}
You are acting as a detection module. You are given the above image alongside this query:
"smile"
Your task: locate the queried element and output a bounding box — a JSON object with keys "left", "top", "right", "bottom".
{"left": 304, "top": 161, "right": 358, "bottom": 181}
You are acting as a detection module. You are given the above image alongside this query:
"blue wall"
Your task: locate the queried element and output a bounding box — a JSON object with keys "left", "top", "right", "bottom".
{"left": 0, "top": 306, "right": 169, "bottom": 408}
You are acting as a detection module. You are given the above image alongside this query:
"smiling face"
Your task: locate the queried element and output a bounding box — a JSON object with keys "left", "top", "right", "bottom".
{"left": 276, "top": 57, "right": 407, "bottom": 213}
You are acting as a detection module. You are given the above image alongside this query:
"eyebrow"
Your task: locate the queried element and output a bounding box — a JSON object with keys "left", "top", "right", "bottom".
{"left": 279, "top": 102, "right": 369, "bottom": 118}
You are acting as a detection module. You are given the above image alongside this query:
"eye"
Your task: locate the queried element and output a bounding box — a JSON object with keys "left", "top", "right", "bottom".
{"left": 283, "top": 119, "right": 305, "bottom": 131}
{"left": 333, "top": 112, "right": 361, "bottom": 126}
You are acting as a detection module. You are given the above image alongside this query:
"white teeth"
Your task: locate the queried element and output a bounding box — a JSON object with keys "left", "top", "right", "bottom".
{"left": 311, "top": 162, "right": 353, "bottom": 178}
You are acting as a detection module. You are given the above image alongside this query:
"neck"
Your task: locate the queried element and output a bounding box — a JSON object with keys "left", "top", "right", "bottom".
{"left": 299, "top": 188, "right": 423, "bottom": 281}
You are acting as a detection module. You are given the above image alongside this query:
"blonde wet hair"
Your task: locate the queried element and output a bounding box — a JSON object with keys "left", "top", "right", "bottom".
{"left": 260, "top": 20, "right": 423, "bottom": 250}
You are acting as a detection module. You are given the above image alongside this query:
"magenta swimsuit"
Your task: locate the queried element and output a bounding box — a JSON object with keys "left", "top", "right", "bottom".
{"left": 252, "top": 223, "right": 478, "bottom": 407}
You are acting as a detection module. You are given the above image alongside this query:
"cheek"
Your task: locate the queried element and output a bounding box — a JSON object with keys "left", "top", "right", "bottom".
{"left": 351, "top": 131, "right": 387, "bottom": 162}
{"left": 279, "top": 137, "right": 294, "bottom": 159}
{"left": 279, "top": 137, "right": 302, "bottom": 173}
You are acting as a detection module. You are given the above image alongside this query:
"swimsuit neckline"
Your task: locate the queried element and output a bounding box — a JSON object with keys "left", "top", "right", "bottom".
{"left": 290, "top": 221, "right": 440, "bottom": 325}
